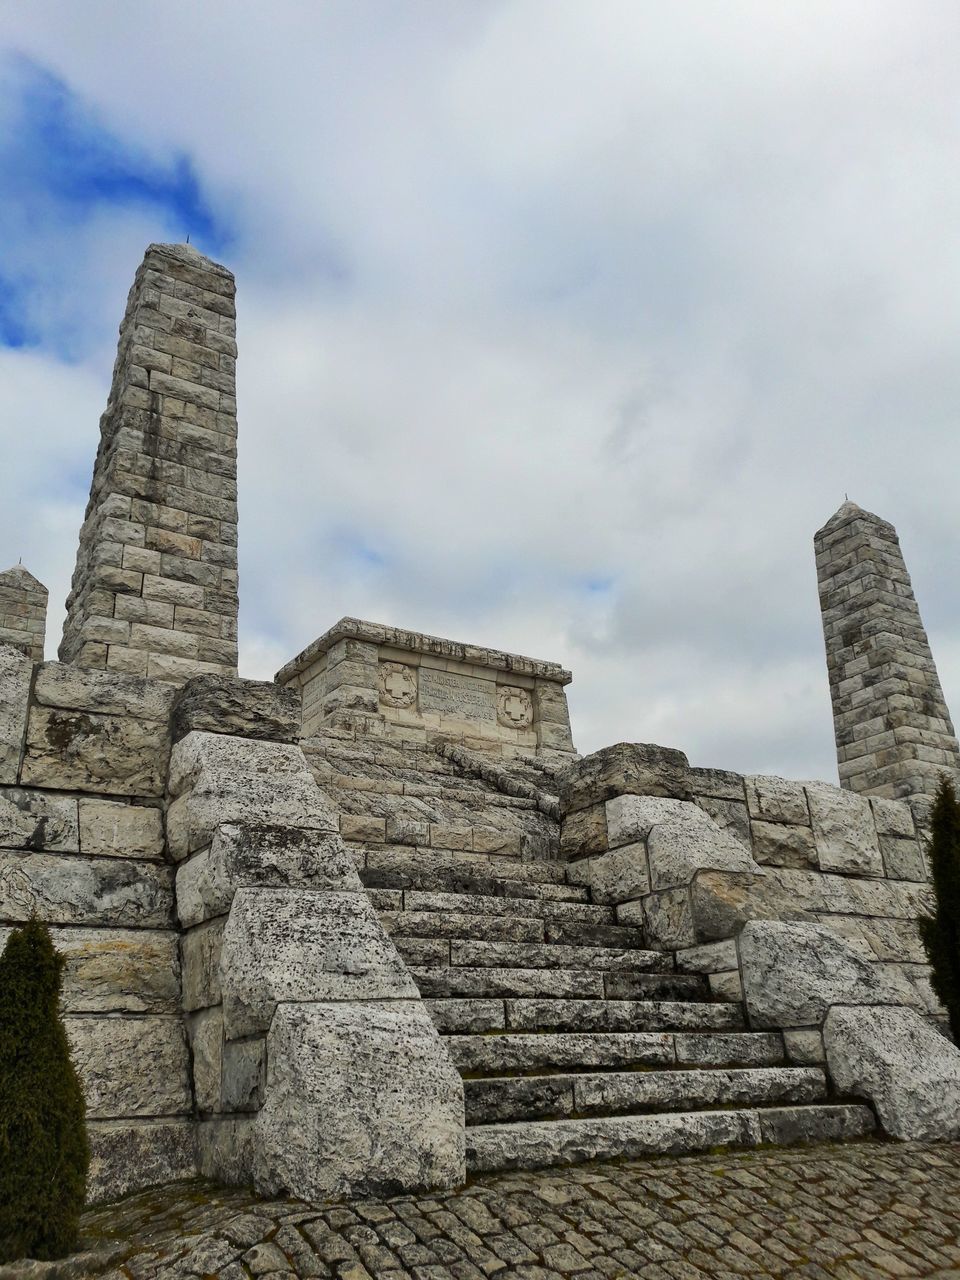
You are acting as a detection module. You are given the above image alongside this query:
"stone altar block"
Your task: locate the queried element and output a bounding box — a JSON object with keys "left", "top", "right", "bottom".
{"left": 276, "top": 617, "right": 575, "bottom": 756}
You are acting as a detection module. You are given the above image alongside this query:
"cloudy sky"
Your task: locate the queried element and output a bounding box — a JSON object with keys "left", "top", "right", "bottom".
{"left": 1, "top": 2, "right": 958, "bottom": 782}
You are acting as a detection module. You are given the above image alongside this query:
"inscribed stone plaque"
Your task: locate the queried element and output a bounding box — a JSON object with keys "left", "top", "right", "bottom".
{"left": 419, "top": 668, "right": 496, "bottom": 722}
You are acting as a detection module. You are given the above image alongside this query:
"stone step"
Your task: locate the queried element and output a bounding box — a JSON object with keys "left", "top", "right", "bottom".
{"left": 542, "top": 921, "right": 651, "bottom": 950}
{"left": 404, "top": 890, "right": 614, "bottom": 924}
{"left": 411, "top": 966, "right": 709, "bottom": 1001}
{"left": 379, "top": 910, "right": 545, "bottom": 943}
{"left": 426, "top": 998, "right": 746, "bottom": 1035}
{"left": 361, "top": 866, "right": 588, "bottom": 903}
{"left": 466, "top": 1104, "right": 876, "bottom": 1174}
{"left": 464, "top": 1066, "right": 826, "bottom": 1125}
{"left": 446, "top": 940, "right": 671, "bottom": 971}
{"left": 446, "top": 1031, "right": 786, "bottom": 1076}
{"left": 361, "top": 847, "right": 570, "bottom": 885}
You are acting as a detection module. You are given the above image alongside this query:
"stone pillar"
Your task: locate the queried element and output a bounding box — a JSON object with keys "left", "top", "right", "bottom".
{"left": 815, "top": 501, "right": 960, "bottom": 798}
{"left": 60, "top": 243, "right": 239, "bottom": 682}
{"left": 0, "top": 564, "right": 47, "bottom": 661}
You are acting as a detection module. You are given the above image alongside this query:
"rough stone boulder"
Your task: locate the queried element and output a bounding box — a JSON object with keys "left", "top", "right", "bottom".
{"left": 824, "top": 1006, "right": 960, "bottom": 1141}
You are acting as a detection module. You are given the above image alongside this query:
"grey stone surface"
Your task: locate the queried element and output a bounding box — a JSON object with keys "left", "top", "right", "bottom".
{"left": 78, "top": 798, "right": 164, "bottom": 859}
{"left": 0, "top": 645, "right": 31, "bottom": 785}
{"left": 176, "top": 822, "right": 360, "bottom": 927}
{"left": 0, "top": 787, "right": 79, "bottom": 851}
{"left": 66, "top": 1014, "right": 191, "bottom": 1118}
{"left": 181, "top": 916, "right": 224, "bottom": 1011}
{"left": 605, "top": 793, "right": 695, "bottom": 847}
{"left": 171, "top": 674, "right": 301, "bottom": 743}
{"left": 33, "top": 663, "right": 176, "bottom": 720}
{"left": 784, "top": 1028, "right": 826, "bottom": 1065}
{"left": 825, "top": 1004, "right": 960, "bottom": 1140}
{"left": 187, "top": 1006, "right": 223, "bottom": 1114}
{"left": 446, "top": 1030, "right": 675, "bottom": 1073}
{"left": 21, "top": 705, "right": 170, "bottom": 796}
{"left": 750, "top": 817, "right": 818, "bottom": 868}
{"left": 745, "top": 775, "right": 810, "bottom": 825}
{"left": 0, "top": 851, "right": 173, "bottom": 927}
{"left": 86, "top": 1118, "right": 197, "bottom": 1205}
{"left": 221, "top": 1037, "right": 265, "bottom": 1112}
{"left": 807, "top": 783, "right": 883, "bottom": 876}
{"left": 560, "top": 742, "right": 691, "bottom": 814}
{"left": 740, "top": 919, "right": 916, "bottom": 1029}
{"left": 253, "top": 1000, "right": 465, "bottom": 1199}
{"left": 695, "top": 794, "right": 752, "bottom": 847}
{"left": 220, "top": 887, "right": 418, "bottom": 1037}
{"left": 42, "top": 926, "right": 179, "bottom": 1013}
{"left": 167, "top": 732, "right": 336, "bottom": 858}
{"left": 880, "top": 833, "right": 927, "bottom": 880}
{"left": 567, "top": 841, "right": 649, "bottom": 904}
{"left": 646, "top": 815, "right": 759, "bottom": 890}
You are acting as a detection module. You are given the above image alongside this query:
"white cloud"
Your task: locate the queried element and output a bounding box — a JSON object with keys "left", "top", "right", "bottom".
{"left": 0, "top": 0, "right": 958, "bottom": 782}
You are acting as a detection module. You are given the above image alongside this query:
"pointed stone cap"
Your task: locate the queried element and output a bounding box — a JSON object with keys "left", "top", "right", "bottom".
{"left": 0, "top": 564, "right": 47, "bottom": 594}
{"left": 145, "top": 241, "right": 233, "bottom": 282}
{"left": 815, "top": 501, "right": 895, "bottom": 542}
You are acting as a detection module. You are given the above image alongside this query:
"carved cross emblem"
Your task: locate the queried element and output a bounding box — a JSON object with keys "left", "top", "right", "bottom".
{"left": 384, "top": 670, "right": 409, "bottom": 701}
{"left": 502, "top": 693, "right": 527, "bottom": 724}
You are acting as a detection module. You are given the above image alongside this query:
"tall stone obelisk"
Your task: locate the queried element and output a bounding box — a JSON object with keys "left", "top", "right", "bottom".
{"left": 60, "top": 243, "right": 239, "bottom": 681}
{"left": 815, "top": 501, "right": 959, "bottom": 798}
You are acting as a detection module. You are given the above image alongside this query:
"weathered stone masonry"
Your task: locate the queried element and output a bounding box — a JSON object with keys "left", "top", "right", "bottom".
{"left": 816, "top": 500, "right": 960, "bottom": 797}
{"left": 0, "top": 564, "right": 47, "bottom": 662}
{"left": 59, "top": 243, "right": 239, "bottom": 683}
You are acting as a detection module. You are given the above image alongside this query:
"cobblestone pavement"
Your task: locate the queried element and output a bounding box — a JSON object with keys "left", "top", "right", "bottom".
{"left": 10, "top": 1141, "right": 960, "bottom": 1280}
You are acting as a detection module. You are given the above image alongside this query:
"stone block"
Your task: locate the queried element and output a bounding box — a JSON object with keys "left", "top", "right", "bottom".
{"left": 879, "top": 835, "right": 926, "bottom": 881}
{"left": 220, "top": 887, "right": 418, "bottom": 1037}
{"left": 638, "top": 887, "right": 694, "bottom": 948}
{"left": 181, "top": 917, "right": 224, "bottom": 1011}
{"left": 252, "top": 1000, "right": 465, "bottom": 1199}
{"left": 824, "top": 1005, "right": 960, "bottom": 1141}
{"left": 745, "top": 775, "right": 810, "bottom": 825}
{"left": 646, "top": 816, "right": 758, "bottom": 890}
{"left": 695, "top": 796, "right": 751, "bottom": 848}
{"left": 176, "top": 823, "right": 360, "bottom": 927}
{"left": 708, "top": 970, "right": 743, "bottom": 1001}
{"left": 341, "top": 814, "right": 386, "bottom": 842}
{"left": 0, "top": 787, "right": 79, "bottom": 852}
{"left": 783, "top": 1029, "right": 825, "bottom": 1065}
{"left": 78, "top": 799, "right": 164, "bottom": 859}
{"left": 559, "top": 802, "right": 608, "bottom": 858}
{"left": 187, "top": 1006, "right": 223, "bottom": 1114}
{"left": 0, "top": 645, "right": 31, "bottom": 784}
{"left": 559, "top": 742, "right": 691, "bottom": 815}
{"left": 170, "top": 674, "right": 301, "bottom": 743}
{"left": 0, "top": 852, "right": 173, "bottom": 928}
{"left": 870, "top": 796, "right": 917, "bottom": 837}
{"left": 167, "top": 732, "right": 336, "bottom": 858}
{"left": 33, "top": 662, "right": 175, "bottom": 720}
{"left": 674, "top": 938, "right": 739, "bottom": 974}
{"left": 66, "top": 1014, "right": 191, "bottom": 1118}
{"left": 807, "top": 785, "right": 883, "bottom": 877}
{"left": 689, "top": 767, "right": 746, "bottom": 801}
{"left": 749, "top": 819, "right": 818, "bottom": 869}
{"left": 86, "top": 1119, "right": 197, "bottom": 1205}
{"left": 222, "top": 1037, "right": 266, "bottom": 1112}
{"left": 46, "top": 926, "right": 179, "bottom": 1014}
{"left": 688, "top": 871, "right": 810, "bottom": 943}
{"left": 21, "top": 706, "right": 170, "bottom": 797}
{"left": 605, "top": 794, "right": 697, "bottom": 847}
{"left": 196, "top": 1116, "right": 255, "bottom": 1186}
{"left": 740, "top": 920, "right": 916, "bottom": 1029}
{"left": 567, "top": 843, "right": 649, "bottom": 905}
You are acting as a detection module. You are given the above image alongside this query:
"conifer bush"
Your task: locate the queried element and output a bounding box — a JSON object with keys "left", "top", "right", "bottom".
{"left": 0, "top": 919, "right": 89, "bottom": 1263}
{"left": 919, "top": 775, "right": 960, "bottom": 1044}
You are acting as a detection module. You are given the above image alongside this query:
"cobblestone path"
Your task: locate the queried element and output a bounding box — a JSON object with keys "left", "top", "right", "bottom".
{"left": 9, "top": 1141, "right": 960, "bottom": 1280}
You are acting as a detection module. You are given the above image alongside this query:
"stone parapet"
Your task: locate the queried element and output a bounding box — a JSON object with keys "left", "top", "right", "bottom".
{"left": 815, "top": 501, "right": 960, "bottom": 797}
{"left": 59, "top": 243, "right": 239, "bottom": 683}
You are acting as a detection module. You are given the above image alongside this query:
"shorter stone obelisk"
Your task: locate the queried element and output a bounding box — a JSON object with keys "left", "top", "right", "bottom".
{"left": 815, "top": 501, "right": 959, "bottom": 798}
{"left": 0, "top": 564, "right": 47, "bottom": 662}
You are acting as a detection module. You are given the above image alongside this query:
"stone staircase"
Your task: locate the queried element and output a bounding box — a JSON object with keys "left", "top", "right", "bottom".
{"left": 361, "top": 848, "right": 877, "bottom": 1173}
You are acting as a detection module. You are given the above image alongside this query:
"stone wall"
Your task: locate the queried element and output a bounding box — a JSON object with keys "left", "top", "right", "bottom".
{"left": 277, "top": 617, "right": 576, "bottom": 756}
{"left": 0, "top": 564, "right": 47, "bottom": 662}
{"left": 560, "top": 744, "right": 942, "bottom": 1025}
{"left": 0, "top": 644, "right": 192, "bottom": 1203}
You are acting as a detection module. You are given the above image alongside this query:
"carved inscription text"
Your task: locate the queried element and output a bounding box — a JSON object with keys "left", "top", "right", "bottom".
{"left": 419, "top": 667, "right": 496, "bottom": 722}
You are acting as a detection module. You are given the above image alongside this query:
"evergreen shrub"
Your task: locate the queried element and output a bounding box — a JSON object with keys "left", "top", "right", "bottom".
{"left": 0, "top": 919, "right": 89, "bottom": 1262}
{"left": 919, "top": 776, "right": 960, "bottom": 1044}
